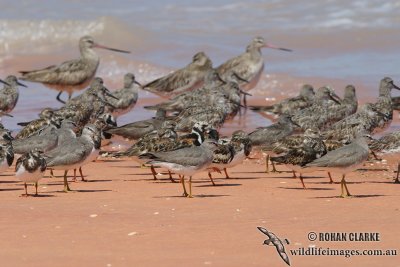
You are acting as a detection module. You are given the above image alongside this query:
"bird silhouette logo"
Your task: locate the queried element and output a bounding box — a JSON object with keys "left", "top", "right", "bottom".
{"left": 257, "top": 227, "right": 291, "bottom": 266}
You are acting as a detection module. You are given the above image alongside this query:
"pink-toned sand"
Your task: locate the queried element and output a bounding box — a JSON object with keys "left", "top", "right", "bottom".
{"left": 1, "top": 153, "right": 399, "bottom": 267}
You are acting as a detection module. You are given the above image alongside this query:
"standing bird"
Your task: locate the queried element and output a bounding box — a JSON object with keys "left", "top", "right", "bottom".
{"left": 249, "top": 84, "right": 315, "bottom": 118}
{"left": 291, "top": 86, "right": 342, "bottom": 131}
{"left": 19, "top": 35, "right": 130, "bottom": 103}
{"left": 140, "top": 140, "right": 218, "bottom": 198}
{"left": 270, "top": 129, "right": 327, "bottom": 188}
{"left": 306, "top": 135, "right": 370, "bottom": 198}
{"left": 0, "top": 139, "right": 14, "bottom": 174}
{"left": 217, "top": 36, "right": 292, "bottom": 92}
{"left": 44, "top": 124, "right": 98, "bottom": 192}
{"left": 0, "top": 76, "right": 27, "bottom": 117}
{"left": 15, "top": 150, "right": 47, "bottom": 197}
{"left": 142, "top": 52, "right": 213, "bottom": 98}
{"left": 369, "top": 131, "right": 400, "bottom": 183}
{"left": 248, "top": 114, "right": 300, "bottom": 172}
{"left": 105, "top": 109, "right": 167, "bottom": 140}
{"left": 105, "top": 73, "right": 141, "bottom": 118}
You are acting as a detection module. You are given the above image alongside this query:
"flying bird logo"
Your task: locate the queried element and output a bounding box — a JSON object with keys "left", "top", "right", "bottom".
{"left": 257, "top": 227, "right": 291, "bottom": 266}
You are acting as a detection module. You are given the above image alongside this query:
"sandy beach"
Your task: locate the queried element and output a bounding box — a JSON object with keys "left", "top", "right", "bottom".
{"left": 1, "top": 149, "right": 399, "bottom": 267}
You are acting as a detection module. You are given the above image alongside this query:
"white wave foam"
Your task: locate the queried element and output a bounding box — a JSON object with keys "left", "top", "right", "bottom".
{"left": 0, "top": 16, "right": 138, "bottom": 57}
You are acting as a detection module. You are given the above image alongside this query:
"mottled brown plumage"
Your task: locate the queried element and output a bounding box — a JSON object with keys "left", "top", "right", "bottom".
{"left": 142, "top": 52, "right": 213, "bottom": 98}
{"left": 19, "top": 36, "right": 130, "bottom": 103}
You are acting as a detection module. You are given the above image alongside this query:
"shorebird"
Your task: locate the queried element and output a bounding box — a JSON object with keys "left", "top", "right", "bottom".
{"left": 142, "top": 52, "right": 213, "bottom": 98}
{"left": 207, "top": 130, "right": 252, "bottom": 184}
{"left": 72, "top": 123, "right": 102, "bottom": 182}
{"left": 174, "top": 105, "right": 228, "bottom": 132}
{"left": 44, "top": 124, "right": 97, "bottom": 192}
{"left": 105, "top": 109, "right": 167, "bottom": 140}
{"left": 369, "top": 131, "right": 400, "bottom": 183}
{"left": 291, "top": 86, "right": 342, "bottom": 131}
{"left": 64, "top": 77, "right": 117, "bottom": 107}
{"left": 143, "top": 69, "right": 227, "bottom": 112}
{"left": 249, "top": 84, "right": 315, "bottom": 118}
{"left": 15, "top": 113, "right": 62, "bottom": 139}
{"left": 15, "top": 149, "right": 47, "bottom": 197}
{"left": 19, "top": 35, "right": 130, "bottom": 103}
{"left": 0, "top": 139, "right": 14, "bottom": 174}
{"left": 0, "top": 127, "right": 13, "bottom": 142}
{"left": 17, "top": 108, "right": 55, "bottom": 127}
{"left": 54, "top": 79, "right": 117, "bottom": 128}
{"left": 323, "top": 78, "right": 400, "bottom": 141}
{"left": 217, "top": 36, "right": 292, "bottom": 91}
{"left": 270, "top": 129, "right": 327, "bottom": 188}
{"left": 248, "top": 114, "right": 300, "bottom": 172}
{"left": 139, "top": 140, "right": 218, "bottom": 198}
{"left": 322, "top": 103, "right": 387, "bottom": 141}
{"left": 369, "top": 77, "right": 400, "bottom": 133}
{"left": 12, "top": 124, "right": 59, "bottom": 154}
{"left": 107, "top": 121, "right": 209, "bottom": 182}
{"left": 106, "top": 73, "right": 141, "bottom": 118}
{"left": 306, "top": 135, "right": 370, "bottom": 198}
{"left": 0, "top": 76, "right": 26, "bottom": 117}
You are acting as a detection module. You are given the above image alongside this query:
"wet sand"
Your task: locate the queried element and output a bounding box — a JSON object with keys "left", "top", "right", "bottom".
{"left": 1, "top": 152, "right": 399, "bottom": 267}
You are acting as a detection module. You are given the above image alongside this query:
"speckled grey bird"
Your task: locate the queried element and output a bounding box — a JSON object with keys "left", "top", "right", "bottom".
{"left": 0, "top": 127, "right": 13, "bottom": 142}
{"left": 143, "top": 69, "right": 227, "bottom": 112}
{"left": 142, "top": 52, "right": 213, "bottom": 98}
{"left": 322, "top": 103, "right": 386, "bottom": 142}
{"left": 107, "top": 121, "right": 210, "bottom": 182}
{"left": 54, "top": 78, "right": 116, "bottom": 128}
{"left": 0, "top": 76, "right": 26, "bottom": 117}
{"left": 12, "top": 124, "right": 59, "bottom": 154}
{"left": 139, "top": 140, "right": 218, "bottom": 198}
{"left": 19, "top": 35, "right": 130, "bottom": 103}
{"left": 291, "top": 86, "right": 342, "bottom": 131}
{"left": 17, "top": 108, "right": 55, "bottom": 127}
{"left": 217, "top": 36, "right": 292, "bottom": 91}
{"left": 249, "top": 84, "right": 315, "bottom": 117}
{"left": 369, "top": 131, "right": 400, "bottom": 183}
{"left": 106, "top": 73, "right": 141, "bottom": 118}
{"left": 15, "top": 113, "right": 62, "bottom": 139}
{"left": 270, "top": 129, "right": 327, "bottom": 188}
{"left": 249, "top": 114, "right": 299, "bottom": 148}
{"left": 174, "top": 105, "right": 227, "bottom": 132}
{"left": 306, "top": 135, "right": 370, "bottom": 198}
{"left": 249, "top": 114, "right": 300, "bottom": 172}
{"left": 15, "top": 149, "right": 47, "bottom": 196}
{"left": 207, "top": 130, "right": 252, "bottom": 184}
{"left": 0, "top": 139, "right": 14, "bottom": 174}
{"left": 44, "top": 124, "right": 98, "bottom": 192}
{"left": 323, "top": 78, "right": 399, "bottom": 141}
{"left": 369, "top": 77, "right": 400, "bottom": 133}
{"left": 106, "top": 109, "right": 167, "bottom": 140}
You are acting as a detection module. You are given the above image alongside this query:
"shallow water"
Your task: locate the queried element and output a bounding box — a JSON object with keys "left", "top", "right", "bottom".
{"left": 1, "top": 0, "right": 400, "bottom": 132}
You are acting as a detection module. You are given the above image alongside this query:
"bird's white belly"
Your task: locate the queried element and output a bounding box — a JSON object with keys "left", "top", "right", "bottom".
{"left": 16, "top": 166, "right": 43, "bottom": 183}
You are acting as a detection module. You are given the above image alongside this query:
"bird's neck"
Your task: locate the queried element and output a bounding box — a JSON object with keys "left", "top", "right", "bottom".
{"left": 80, "top": 48, "right": 100, "bottom": 66}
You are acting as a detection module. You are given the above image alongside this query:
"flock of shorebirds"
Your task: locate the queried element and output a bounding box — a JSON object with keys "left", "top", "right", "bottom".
{"left": 1, "top": 35, "right": 400, "bottom": 199}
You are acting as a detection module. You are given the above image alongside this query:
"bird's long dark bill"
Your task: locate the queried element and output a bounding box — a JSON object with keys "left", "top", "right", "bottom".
{"left": 134, "top": 80, "right": 142, "bottom": 87}
{"left": 105, "top": 91, "right": 119, "bottom": 100}
{"left": 233, "top": 72, "right": 250, "bottom": 83}
{"left": 104, "top": 100, "right": 117, "bottom": 109}
{"left": 390, "top": 81, "right": 400, "bottom": 90}
{"left": 289, "top": 117, "right": 301, "bottom": 128}
{"left": 0, "top": 79, "right": 11, "bottom": 86}
{"left": 330, "top": 93, "right": 342, "bottom": 104}
{"left": 94, "top": 43, "right": 131, "bottom": 53}
{"left": 264, "top": 44, "right": 293, "bottom": 52}
{"left": 17, "top": 81, "right": 27, "bottom": 87}
{"left": 239, "top": 89, "right": 252, "bottom": 96}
